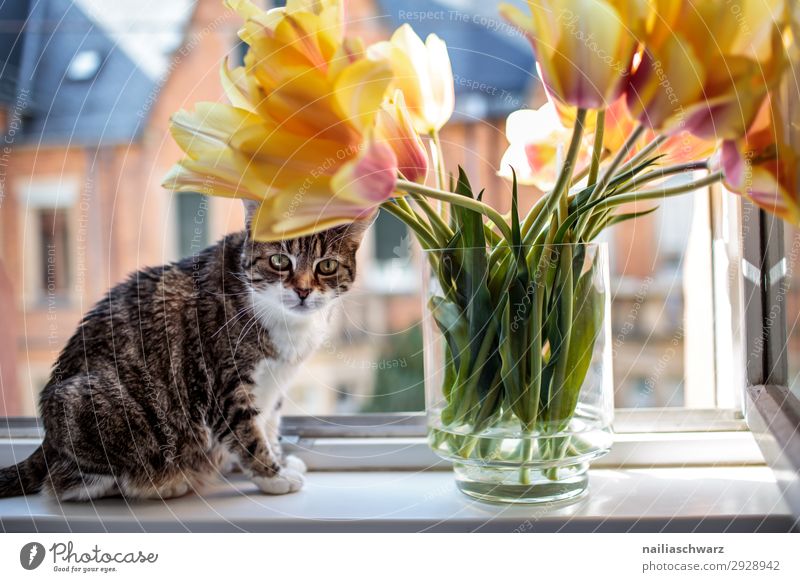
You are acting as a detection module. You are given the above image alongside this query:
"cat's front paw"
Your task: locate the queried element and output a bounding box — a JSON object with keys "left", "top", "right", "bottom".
{"left": 253, "top": 468, "right": 305, "bottom": 495}
{"left": 283, "top": 454, "right": 307, "bottom": 474}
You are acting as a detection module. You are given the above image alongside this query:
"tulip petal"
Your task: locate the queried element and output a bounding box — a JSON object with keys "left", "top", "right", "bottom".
{"left": 331, "top": 138, "right": 397, "bottom": 205}
{"left": 169, "top": 103, "right": 262, "bottom": 160}
{"left": 626, "top": 34, "right": 705, "bottom": 132}
{"left": 375, "top": 91, "right": 428, "bottom": 183}
{"left": 252, "top": 185, "right": 373, "bottom": 241}
{"left": 333, "top": 57, "right": 394, "bottom": 133}
{"left": 372, "top": 24, "right": 454, "bottom": 133}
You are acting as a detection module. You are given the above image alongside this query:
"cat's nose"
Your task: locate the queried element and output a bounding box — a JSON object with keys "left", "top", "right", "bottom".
{"left": 295, "top": 288, "right": 311, "bottom": 300}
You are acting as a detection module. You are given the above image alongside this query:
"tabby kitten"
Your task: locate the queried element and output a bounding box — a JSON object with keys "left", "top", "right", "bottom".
{"left": 0, "top": 202, "right": 369, "bottom": 501}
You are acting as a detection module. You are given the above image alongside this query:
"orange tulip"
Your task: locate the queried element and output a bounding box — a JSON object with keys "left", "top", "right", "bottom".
{"left": 627, "top": 0, "right": 789, "bottom": 139}
{"left": 721, "top": 96, "right": 799, "bottom": 224}
{"left": 720, "top": 97, "right": 800, "bottom": 225}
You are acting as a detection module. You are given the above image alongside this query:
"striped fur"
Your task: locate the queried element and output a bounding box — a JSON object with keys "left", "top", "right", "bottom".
{"left": 0, "top": 221, "right": 368, "bottom": 501}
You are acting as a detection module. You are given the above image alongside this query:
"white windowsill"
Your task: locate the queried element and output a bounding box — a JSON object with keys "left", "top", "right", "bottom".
{"left": 0, "top": 465, "right": 794, "bottom": 532}
{"left": 1, "top": 430, "right": 795, "bottom": 532}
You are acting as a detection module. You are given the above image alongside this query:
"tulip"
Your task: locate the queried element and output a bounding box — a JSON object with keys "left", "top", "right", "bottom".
{"left": 501, "top": 0, "right": 644, "bottom": 109}
{"left": 599, "top": 96, "right": 716, "bottom": 164}
{"left": 627, "top": 0, "right": 789, "bottom": 139}
{"left": 498, "top": 101, "right": 590, "bottom": 190}
{"left": 164, "top": 0, "right": 432, "bottom": 240}
{"left": 721, "top": 96, "right": 799, "bottom": 224}
{"left": 499, "top": 94, "right": 714, "bottom": 192}
{"left": 375, "top": 91, "right": 429, "bottom": 183}
{"left": 368, "top": 24, "right": 454, "bottom": 134}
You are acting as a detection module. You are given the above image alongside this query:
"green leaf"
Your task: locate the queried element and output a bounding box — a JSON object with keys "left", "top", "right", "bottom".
{"left": 556, "top": 263, "right": 605, "bottom": 426}
{"left": 428, "top": 295, "right": 468, "bottom": 375}
{"left": 569, "top": 155, "right": 664, "bottom": 211}
{"left": 540, "top": 246, "right": 574, "bottom": 426}
{"left": 498, "top": 173, "right": 533, "bottom": 424}
{"left": 451, "top": 168, "right": 499, "bottom": 407}
{"left": 591, "top": 206, "right": 659, "bottom": 237}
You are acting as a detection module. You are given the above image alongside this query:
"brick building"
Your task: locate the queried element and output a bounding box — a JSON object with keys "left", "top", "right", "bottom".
{"left": 0, "top": 0, "right": 700, "bottom": 416}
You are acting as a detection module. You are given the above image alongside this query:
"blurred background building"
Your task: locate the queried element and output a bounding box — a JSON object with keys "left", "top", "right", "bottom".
{"left": 0, "top": 0, "right": 729, "bottom": 417}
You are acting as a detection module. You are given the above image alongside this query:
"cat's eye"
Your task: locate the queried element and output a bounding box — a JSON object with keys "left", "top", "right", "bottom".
{"left": 269, "top": 253, "right": 292, "bottom": 271}
{"left": 317, "top": 258, "right": 339, "bottom": 275}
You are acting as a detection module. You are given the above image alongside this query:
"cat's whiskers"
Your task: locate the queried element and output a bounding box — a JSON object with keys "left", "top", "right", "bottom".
{"left": 210, "top": 304, "right": 253, "bottom": 339}
{"left": 227, "top": 271, "right": 255, "bottom": 286}
{"left": 232, "top": 303, "right": 271, "bottom": 356}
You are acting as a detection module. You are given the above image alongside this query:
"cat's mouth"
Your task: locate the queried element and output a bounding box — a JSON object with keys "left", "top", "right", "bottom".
{"left": 288, "top": 301, "right": 319, "bottom": 312}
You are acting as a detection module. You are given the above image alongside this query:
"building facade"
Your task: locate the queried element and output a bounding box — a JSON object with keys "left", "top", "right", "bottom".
{"left": 1, "top": 0, "right": 698, "bottom": 417}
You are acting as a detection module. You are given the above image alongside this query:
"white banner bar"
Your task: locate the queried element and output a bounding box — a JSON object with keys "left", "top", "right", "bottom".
{"left": 1, "top": 533, "right": 798, "bottom": 581}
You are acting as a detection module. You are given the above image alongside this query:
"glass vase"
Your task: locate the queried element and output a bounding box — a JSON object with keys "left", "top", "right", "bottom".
{"left": 422, "top": 242, "right": 614, "bottom": 504}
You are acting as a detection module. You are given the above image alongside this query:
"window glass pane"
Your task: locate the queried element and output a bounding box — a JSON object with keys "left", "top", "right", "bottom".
{"left": 39, "top": 208, "right": 71, "bottom": 298}
{"left": 784, "top": 226, "right": 800, "bottom": 398}
{"left": 373, "top": 209, "right": 408, "bottom": 263}
{"left": 608, "top": 189, "right": 712, "bottom": 409}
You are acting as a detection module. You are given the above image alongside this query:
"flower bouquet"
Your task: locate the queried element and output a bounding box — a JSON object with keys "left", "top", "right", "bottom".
{"left": 164, "top": 0, "right": 797, "bottom": 503}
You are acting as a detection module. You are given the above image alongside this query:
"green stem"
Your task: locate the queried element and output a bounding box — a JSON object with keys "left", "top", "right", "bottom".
{"left": 615, "top": 160, "right": 710, "bottom": 193}
{"left": 520, "top": 195, "right": 548, "bottom": 241}
{"left": 430, "top": 129, "right": 448, "bottom": 192}
{"left": 587, "top": 109, "right": 606, "bottom": 187}
{"left": 519, "top": 425, "right": 535, "bottom": 485}
{"left": 411, "top": 194, "right": 453, "bottom": 242}
{"left": 396, "top": 179, "right": 513, "bottom": 241}
{"left": 575, "top": 109, "right": 607, "bottom": 238}
{"left": 587, "top": 123, "right": 645, "bottom": 204}
{"left": 523, "top": 109, "right": 587, "bottom": 243}
{"left": 545, "top": 242, "right": 574, "bottom": 432}
{"left": 616, "top": 134, "right": 668, "bottom": 177}
{"left": 380, "top": 201, "right": 437, "bottom": 249}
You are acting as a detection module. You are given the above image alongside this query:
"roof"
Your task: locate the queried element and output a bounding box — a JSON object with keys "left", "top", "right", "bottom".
{"left": 376, "top": 0, "right": 537, "bottom": 119}
{"left": 2, "top": 0, "right": 193, "bottom": 147}
{"left": 0, "top": 0, "right": 31, "bottom": 104}
{"left": 3, "top": 0, "right": 534, "bottom": 146}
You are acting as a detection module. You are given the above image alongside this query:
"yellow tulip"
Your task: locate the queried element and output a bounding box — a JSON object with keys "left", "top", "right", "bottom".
{"left": 501, "top": 0, "right": 645, "bottom": 109}
{"left": 498, "top": 101, "right": 590, "bottom": 190}
{"left": 369, "top": 24, "right": 454, "bottom": 134}
{"left": 721, "top": 96, "right": 799, "bottom": 225}
{"left": 627, "top": 0, "right": 789, "bottom": 139}
{"left": 501, "top": 94, "right": 714, "bottom": 191}
{"left": 164, "top": 0, "right": 428, "bottom": 240}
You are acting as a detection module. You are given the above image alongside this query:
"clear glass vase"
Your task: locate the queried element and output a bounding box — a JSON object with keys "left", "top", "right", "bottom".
{"left": 422, "top": 242, "right": 614, "bottom": 504}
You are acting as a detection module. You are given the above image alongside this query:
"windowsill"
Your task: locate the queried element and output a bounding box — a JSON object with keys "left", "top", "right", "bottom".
{"left": 0, "top": 466, "right": 795, "bottom": 532}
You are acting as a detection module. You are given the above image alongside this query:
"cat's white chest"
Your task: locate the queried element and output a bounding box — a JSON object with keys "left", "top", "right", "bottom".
{"left": 250, "top": 358, "right": 297, "bottom": 413}
{"left": 262, "top": 308, "right": 330, "bottom": 363}
{"left": 249, "top": 307, "right": 331, "bottom": 409}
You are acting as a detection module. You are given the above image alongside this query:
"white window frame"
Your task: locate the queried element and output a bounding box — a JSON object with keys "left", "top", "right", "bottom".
{"left": 740, "top": 205, "right": 800, "bottom": 518}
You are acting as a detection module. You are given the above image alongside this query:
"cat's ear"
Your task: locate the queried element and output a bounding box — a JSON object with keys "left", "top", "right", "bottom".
{"left": 342, "top": 211, "right": 377, "bottom": 248}
{"left": 242, "top": 198, "right": 260, "bottom": 233}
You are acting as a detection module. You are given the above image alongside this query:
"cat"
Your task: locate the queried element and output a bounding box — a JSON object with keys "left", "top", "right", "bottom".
{"left": 0, "top": 201, "right": 369, "bottom": 501}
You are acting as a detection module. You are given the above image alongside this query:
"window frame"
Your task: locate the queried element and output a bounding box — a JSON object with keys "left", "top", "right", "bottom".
{"left": 738, "top": 50, "right": 800, "bottom": 519}
{"left": 740, "top": 204, "right": 800, "bottom": 519}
